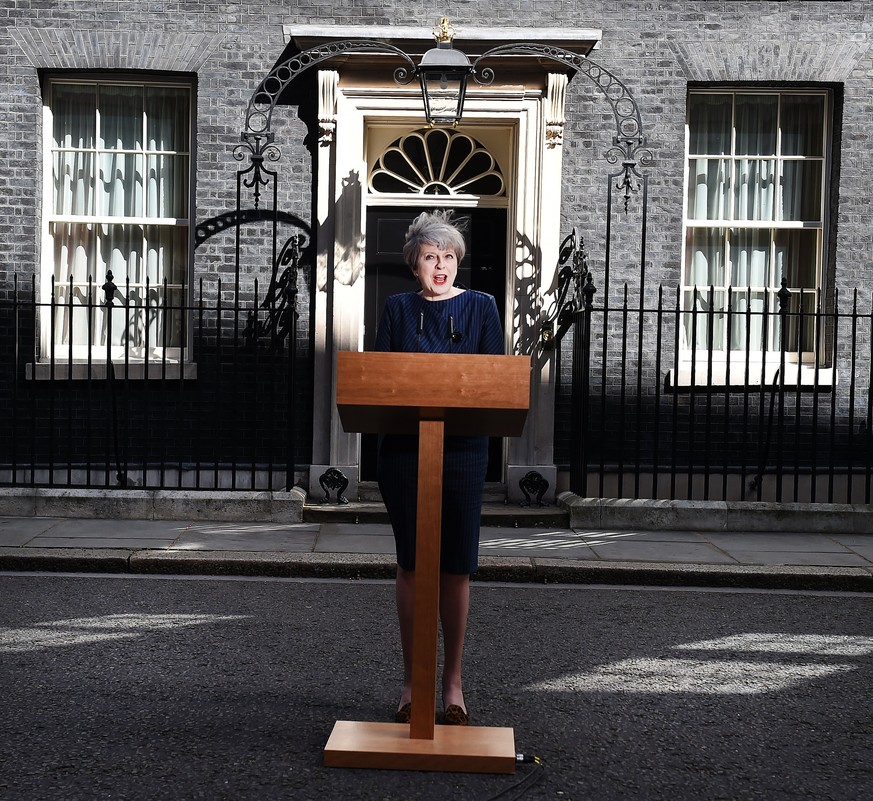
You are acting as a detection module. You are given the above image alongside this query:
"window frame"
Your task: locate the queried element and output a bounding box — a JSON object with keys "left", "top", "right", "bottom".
{"left": 680, "top": 86, "right": 833, "bottom": 377}
{"left": 39, "top": 72, "right": 195, "bottom": 369}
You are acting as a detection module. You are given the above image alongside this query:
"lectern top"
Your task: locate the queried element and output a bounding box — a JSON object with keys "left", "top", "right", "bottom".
{"left": 336, "top": 351, "right": 531, "bottom": 437}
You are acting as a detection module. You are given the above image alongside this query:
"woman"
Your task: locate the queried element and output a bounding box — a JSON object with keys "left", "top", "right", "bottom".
{"left": 374, "top": 210, "right": 504, "bottom": 727}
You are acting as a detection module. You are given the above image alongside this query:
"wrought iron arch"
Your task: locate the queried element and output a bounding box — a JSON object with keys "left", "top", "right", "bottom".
{"left": 472, "top": 43, "right": 653, "bottom": 209}
{"left": 244, "top": 40, "right": 416, "bottom": 138}
{"left": 236, "top": 39, "right": 652, "bottom": 207}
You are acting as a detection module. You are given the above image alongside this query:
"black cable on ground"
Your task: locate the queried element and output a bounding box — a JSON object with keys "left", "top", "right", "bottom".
{"left": 481, "top": 754, "right": 545, "bottom": 801}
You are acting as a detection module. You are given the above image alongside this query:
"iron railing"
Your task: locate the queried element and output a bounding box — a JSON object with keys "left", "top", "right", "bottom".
{"left": 6, "top": 262, "right": 872, "bottom": 503}
{"left": 558, "top": 278, "right": 873, "bottom": 504}
{"left": 1, "top": 246, "right": 307, "bottom": 491}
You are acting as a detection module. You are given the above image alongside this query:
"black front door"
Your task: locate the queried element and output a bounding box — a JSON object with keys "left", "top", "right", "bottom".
{"left": 361, "top": 206, "right": 508, "bottom": 481}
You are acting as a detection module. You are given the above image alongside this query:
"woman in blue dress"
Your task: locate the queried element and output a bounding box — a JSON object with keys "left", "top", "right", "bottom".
{"left": 374, "top": 210, "right": 504, "bottom": 726}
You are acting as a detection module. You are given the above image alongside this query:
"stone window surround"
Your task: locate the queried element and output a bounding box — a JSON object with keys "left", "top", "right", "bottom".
{"left": 8, "top": 27, "right": 214, "bottom": 381}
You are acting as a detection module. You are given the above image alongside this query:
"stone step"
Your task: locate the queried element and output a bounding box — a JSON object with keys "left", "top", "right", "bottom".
{"left": 303, "top": 501, "right": 568, "bottom": 528}
{"left": 354, "top": 481, "right": 509, "bottom": 504}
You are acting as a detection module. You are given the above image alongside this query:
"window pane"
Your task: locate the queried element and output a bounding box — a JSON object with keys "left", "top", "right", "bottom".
{"left": 784, "top": 289, "right": 817, "bottom": 353}
{"left": 774, "top": 229, "right": 818, "bottom": 289}
{"left": 98, "top": 224, "right": 143, "bottom": 288}
{"left": 730, "top": 229, "right": 770, "bottom": 288}
{"left": 688, "top": 94, "right": 732, "bottom": 155}
{"left": 52, "top": 84, "right": 96, "bottom": 149}
{"left": 682, "top": 289, "right": 726, "bottom": 350}
{"left": 730, "top": 290, "right": 770, "bottom": 352}
{"left": 145, "top": 225, "right": 187, "bottom": 286}
{"left": 755, "top": 291, "right": 775, "bottom": 351}
{"left": 780, "top": 160, "right": 822, "bottom": 222}
{"left": 145, "top": 285, "right": 184, "bottom": 348}
{"left": 735, "top": 95, "right": 777, "bottom": 155}
{"left": 781, "top": 95, "right": 824, "bottom": 156}
{"left": 99, "top": 85, "right": 143, "bottom": 151}
{"left": 53, "top": 151, "right": 94, "bottom": 215}
{"left": 51, "top": 222, "right": 93, "bottom": 285}
{"left": 146, "top": 87, "right": 190, "bottom": 152}
{"left": 98, "top": 153, "right": 143, "bottom": 216}
{"left": 687, "top": 158, "right": 729, "bottom": 219}
{"left": 685, "top": 227, "right": 725, "bottom": 287}
{"left": 733, "top": 158, "right": 775, "bottom": 220}
{"left": 146, "top": 155, "right": 189, "bottom": 218}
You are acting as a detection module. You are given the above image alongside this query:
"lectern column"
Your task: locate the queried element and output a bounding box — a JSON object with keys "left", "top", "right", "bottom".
{"left": 409, "top": 417, "right": 444, "bottom": 740}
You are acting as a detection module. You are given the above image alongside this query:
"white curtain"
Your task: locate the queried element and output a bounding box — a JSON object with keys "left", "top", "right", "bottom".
{"left": 50, "top": 82, "right": 188, "bottom": 352}
{"left": 728, "top": 230, "right": 770, "bottom": 351}
{"left": 685, "top": 92, "right": 822, "bottom": 355}
{"left": 684, "top": 227, "right": 725, "bottom": 349}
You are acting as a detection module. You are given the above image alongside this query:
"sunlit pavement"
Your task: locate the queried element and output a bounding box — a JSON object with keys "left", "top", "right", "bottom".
{"left": 1, "top": 516, "right": 872, "bottom": 591}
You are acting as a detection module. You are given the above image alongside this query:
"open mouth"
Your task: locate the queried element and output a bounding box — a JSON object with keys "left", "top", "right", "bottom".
{"left": 433, "top": 275, "right": 447, "bottom": 285}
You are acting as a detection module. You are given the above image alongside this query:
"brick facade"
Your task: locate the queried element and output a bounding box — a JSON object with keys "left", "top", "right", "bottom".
{"left": 2, "top": 2, "right": 871, "bottom": 497}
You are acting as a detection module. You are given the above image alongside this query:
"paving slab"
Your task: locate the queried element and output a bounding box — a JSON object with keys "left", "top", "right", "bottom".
{"left": 723, "top": 550, "right": 873, "bottom": 568}
{"left": 172, "top": 525, "right": 319, "bottom": 552}
{"left": 317, "top": 523, "right": 395, "bottom": 537}
{"left": 314, "top": 532, "right": 397, "bottom": 555}
{"left": 705, "top": 532, "right": 855, "bottom": 552}
{"left": 313, "top": 522, "right": 396, "bottom": 555}
{"left": 0, "top": 517, "right": 65, "bottom": 546}
{"left": 829, "top": 534, "right": 873, "bottom": 548}
{"left": 179, "top": 521, "right": 320, "bottom": 536}
{"left": 840, "top": 545, "right": 873, "bottom": 561}
{"left": 480, "top": 544, "right": 599, "bottom": 559}
{"left": 28, "top": 537, "right": 178, "bottom": 549}
{"left": 588, "top": 540, "right": 737, "bottom": 564}
{"left": 479, "top": 528, "right": 598, "bottom": 559}
{"left": 26, "top": 518, "right": 187, "bottom": 542}
{"left": 573, "top": 529, "right": 708, "bottom": 544}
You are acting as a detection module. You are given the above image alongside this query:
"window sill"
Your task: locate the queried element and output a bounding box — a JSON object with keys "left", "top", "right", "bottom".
{"left": 667, "top": 363, "right": 835, "bottom": 390}
{"left": 26, "top": 362, "right": 198, "bottom": 381}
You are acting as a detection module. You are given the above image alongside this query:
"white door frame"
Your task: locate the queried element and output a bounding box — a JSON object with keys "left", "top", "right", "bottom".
{"left": 307, "top": 68, "right": 570, "bottom": 503}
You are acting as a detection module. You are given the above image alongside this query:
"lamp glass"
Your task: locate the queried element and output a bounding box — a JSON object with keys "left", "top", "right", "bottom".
{"left": 419, "top": 70, "right": 468, "bottom": 126}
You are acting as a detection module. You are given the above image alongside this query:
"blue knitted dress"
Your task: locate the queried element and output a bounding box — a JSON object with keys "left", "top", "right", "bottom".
{"left": 374, "top": 289, "right": 505, "bottom": 574}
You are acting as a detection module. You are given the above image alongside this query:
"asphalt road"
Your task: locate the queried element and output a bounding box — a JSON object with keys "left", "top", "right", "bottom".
{"left": 2, "top": 573, "right": 872, "bottom": 801}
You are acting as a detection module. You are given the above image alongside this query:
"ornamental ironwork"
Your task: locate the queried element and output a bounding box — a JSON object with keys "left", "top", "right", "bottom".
{"left": 368, "top": 128, "right": 505, "bottom": 196}
{"left": 318, "top": 467, "right": 350, "bottom": 504}
{"left": 243, "top": 234, "right": 303, "bottom": 351}
{"left": 237, "top": 38, "right": 652, "bottom": 210}
{"left": 519, "top": 470, "right": 550, "bottom": 507}
{"left": 540, "top": 227, "right": 597, "bottom": 348}
{"left": 242, "top": 40, "right": 416, "bottom": 139}
{"left": 471, "top": 43, "right": 653, "bottom": 211}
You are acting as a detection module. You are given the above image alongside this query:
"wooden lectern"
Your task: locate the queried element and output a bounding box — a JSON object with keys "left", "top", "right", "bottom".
{"left": 323, "top": 351, "right": 530, "bottom": 773}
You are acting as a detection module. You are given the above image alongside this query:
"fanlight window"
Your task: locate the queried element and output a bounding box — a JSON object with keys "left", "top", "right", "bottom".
{"left": 369, "top": 128, "right": 505, "bottom": 196}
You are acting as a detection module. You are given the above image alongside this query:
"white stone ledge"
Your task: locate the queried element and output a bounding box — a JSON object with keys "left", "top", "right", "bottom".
{"left": 0, "top": 487, "right": 306, "bottom": 523}
{"left": 558, "top": 493, "right": 873, "bottom": 534}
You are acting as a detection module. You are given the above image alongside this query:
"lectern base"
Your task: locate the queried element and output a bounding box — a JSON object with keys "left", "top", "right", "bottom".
{"left": 323, "top": 720, "right": 516, "bottom": 774}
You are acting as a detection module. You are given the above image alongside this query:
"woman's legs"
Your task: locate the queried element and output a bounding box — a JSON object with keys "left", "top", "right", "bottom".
{"left": 439, "top": 571, "right": 470, "bottom": 712}
{"left": 395, "top": 566, "right": 471, "bottom": 714}
{"left": 396, "top": 566, "right": 415, "bottom": 709}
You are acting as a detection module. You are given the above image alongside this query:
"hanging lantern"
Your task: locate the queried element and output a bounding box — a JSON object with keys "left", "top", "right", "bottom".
{"left": 417, "top": 18, "right": 473, "bottom": 126}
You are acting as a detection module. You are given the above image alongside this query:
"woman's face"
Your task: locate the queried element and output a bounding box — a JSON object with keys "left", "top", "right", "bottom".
{"left": 414, "top": 243, "right": 459, "bottom": 300}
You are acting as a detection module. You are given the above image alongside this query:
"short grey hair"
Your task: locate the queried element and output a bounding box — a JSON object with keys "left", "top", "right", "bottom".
{"left": 402, "top": 210, "right": 467, "bottom": 269}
